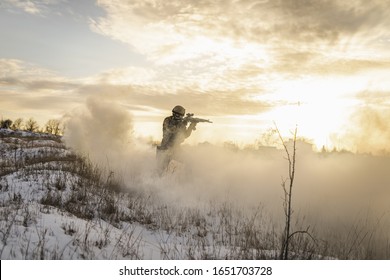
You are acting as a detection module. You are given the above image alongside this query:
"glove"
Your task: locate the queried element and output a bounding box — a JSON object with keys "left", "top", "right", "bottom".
{"left": 189, "top": 122, "right": 197, "bottom": 131}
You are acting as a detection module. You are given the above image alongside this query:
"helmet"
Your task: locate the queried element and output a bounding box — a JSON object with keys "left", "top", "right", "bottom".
{"left": 172, "top": 105, "right": 185, "bottom": 116}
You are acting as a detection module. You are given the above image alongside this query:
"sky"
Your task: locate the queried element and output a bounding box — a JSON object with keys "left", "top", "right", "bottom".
{"left": 1, "top": 0, "right": 390, "bottom": 153}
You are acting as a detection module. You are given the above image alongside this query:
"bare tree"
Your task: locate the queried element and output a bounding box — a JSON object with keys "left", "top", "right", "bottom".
{"left": 0, "top": 119, "right": 12, "bottom": 129}
{"left": 44, "top": 119, "right": 62, "bottom": 135}
{"left": 11, "top": 118, "right": 23, "bottom": 130}
{"left": 275, "top": 124, "right": 316, "bottom": 259}
{"left": 25, "top": 118, "right": 40, "bottom": 132}
{"left": 275, "top": 125, "right": 297, "bottom": 260}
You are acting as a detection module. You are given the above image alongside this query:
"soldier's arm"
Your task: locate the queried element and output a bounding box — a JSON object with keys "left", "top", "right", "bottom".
{"left": 184, "top": 122, "right": 196, "bottom": 138}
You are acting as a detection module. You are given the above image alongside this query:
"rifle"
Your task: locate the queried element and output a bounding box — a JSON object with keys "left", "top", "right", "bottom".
{"left": 183, "top": 113, "right": 212, "bottom": 126}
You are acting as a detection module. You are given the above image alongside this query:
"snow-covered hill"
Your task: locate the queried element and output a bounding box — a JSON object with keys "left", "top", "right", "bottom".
{"left": 0, "top": 129, "right": 148, "bottom": 259}
{"left": 0, "top": 129, "right": 280, "bottom": 260}
{"left": 2, "top": 128, "right": 389, "bottom": 260}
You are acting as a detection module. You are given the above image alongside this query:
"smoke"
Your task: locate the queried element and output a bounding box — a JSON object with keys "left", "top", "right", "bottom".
{"left": 62, "top": 96, "right": 284, "bottom": 207}
{"left": 337, "top": 105, "right": 390, "bottom": 155}
{"left": 63, "top": 97, "right": 390, "bottom": 241}
{"left": 63, "top": 96, "right": 156, "bottom": 182}
{"left": 64, "top": 96, "right": 132, "bottom": 155}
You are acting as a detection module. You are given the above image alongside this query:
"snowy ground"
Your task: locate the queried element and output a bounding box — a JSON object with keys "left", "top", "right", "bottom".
{"left": 0, "top": 129, "right": 280, "bottom": 260}
{"left": 0, "top": 129, "right": 164, "bottom": 259}
{"left": 1, "top": 128, "right": 389, "bottom": 260}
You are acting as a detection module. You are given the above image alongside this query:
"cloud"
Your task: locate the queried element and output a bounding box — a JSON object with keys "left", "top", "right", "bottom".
{"left": 87, "top": 0, "right": 390, "bottom": 88}
{"left": 0, "top": 59, "right": 49, "bottom": 76}
{"left": 0, "top": 59, "right": 81, "bottom": 120}
{"left": 3, "top": 0, "right": 42, "bottom": 15}
{"left": 2, "top": 0, "right": 64, "bottom": 15}
{"left": 0, "top": 76, "right": 79, "bottom": 91}
{"left": 0, "top": 58, "right": 274, "bottom": 130}
{"left": 77, "top": 83, "right": 272, "bottom": 117}
{"left": 272, "top": 51, "right": 390, "bottom": 76}
{"left": 92, "top": 0, "right": 390, "bottom": 53}
{"left": 88, "top": 66, "right": 157, "bottom": 86}
{"left": 357, "top": 90, "right": 390, "bottom": 106}
{"left": 0, "top": 59, "right": 79, "bottom": 95}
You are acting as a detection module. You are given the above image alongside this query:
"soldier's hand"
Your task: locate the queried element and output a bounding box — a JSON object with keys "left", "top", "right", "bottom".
{"left": 189, "top": 122, "right": 197, "bottom": 130}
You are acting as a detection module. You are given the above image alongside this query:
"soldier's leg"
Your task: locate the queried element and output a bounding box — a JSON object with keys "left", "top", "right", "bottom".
{"left": 156, "top": 147, "right": 171, "bottom": 175}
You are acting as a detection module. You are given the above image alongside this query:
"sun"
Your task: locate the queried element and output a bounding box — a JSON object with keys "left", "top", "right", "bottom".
{"left": 263, "top": 76, "right": 363, "bottom": 150}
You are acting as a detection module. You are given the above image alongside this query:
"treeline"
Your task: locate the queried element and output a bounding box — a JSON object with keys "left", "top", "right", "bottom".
{"left": 0, "top": 117, "right": 63, "bottom": 135}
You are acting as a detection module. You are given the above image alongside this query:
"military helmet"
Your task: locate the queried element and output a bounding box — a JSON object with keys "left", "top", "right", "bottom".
{"left": 172, "top": 105, "right": 185, "bottom": 116}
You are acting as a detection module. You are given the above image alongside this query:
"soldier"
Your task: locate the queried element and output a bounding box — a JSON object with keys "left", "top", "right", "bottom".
{"left": 156, "top": 105, "right": 197, "bottom": 174}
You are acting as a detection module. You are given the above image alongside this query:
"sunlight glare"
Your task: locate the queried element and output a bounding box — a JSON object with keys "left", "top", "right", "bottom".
{"left": 262, "top": 76, "right": 367, "bottom": 149}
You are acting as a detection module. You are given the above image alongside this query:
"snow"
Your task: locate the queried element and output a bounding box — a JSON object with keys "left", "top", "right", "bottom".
{"left": 0, "top": 129, "right": 154, "bottom": 259}
{"left": 1, "top": 129, "right": 281, "bottom": 260}
{"left": 2, "top": 128, "right": 389, "bottom": 260}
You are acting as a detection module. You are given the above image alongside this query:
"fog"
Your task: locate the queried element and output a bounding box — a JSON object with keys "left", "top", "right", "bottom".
{"left": 63, "top": 97, "right": 390, "bottom": 253}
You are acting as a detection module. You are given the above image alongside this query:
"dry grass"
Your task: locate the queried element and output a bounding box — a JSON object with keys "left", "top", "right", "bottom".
{"left": 1, "top": 129, "right": 389, "bottom": 259}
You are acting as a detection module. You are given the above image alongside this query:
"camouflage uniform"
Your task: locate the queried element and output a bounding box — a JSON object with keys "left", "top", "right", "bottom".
{"left": 156, "top": 106, "right": 196, "bottom": 174}
{"left": 160, "top": 116, "right": 194, "bottom": 149}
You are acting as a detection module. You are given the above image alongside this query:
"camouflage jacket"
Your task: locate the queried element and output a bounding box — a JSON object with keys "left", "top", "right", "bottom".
{"left": 160, "top": 116, "right": 193, "bottom": 149}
